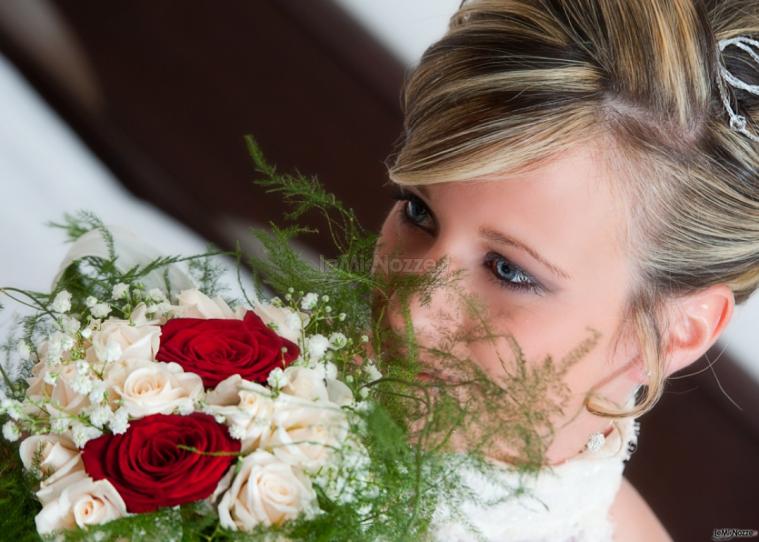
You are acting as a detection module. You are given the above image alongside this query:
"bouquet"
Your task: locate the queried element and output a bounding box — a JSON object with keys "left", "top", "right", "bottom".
{"left": 0, "top": 137, "right": 587, "bottom": 541}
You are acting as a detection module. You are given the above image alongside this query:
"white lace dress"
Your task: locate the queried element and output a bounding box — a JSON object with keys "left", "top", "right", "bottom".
{"left": 429, "top": 391, "right": 641, "bottom": 542}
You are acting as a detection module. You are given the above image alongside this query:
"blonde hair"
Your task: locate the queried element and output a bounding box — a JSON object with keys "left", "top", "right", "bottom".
{"left": 385, "top": 0, "right": 759, "bottom": 418}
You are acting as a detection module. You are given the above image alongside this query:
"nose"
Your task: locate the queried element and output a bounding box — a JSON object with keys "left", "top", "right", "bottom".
{"left": 382, "top": 246, "right": 470, "bottom": 352}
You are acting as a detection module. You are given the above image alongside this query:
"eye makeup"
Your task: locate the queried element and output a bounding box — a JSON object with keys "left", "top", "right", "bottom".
{"left": 388, "top": 185, "right": 545, "bottom": 295}
{"left": 390, "top": 185, "right": 436, "bottom": 233}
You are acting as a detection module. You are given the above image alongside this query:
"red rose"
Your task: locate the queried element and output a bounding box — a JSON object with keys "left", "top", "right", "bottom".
{"left": 155, "top": 310, "right": 300, "bottom": 389}
{"left": 81, "top": 412, "right": 240, "bottom": 513}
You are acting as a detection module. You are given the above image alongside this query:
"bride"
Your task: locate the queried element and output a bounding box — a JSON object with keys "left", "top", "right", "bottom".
{"left": 369, "top": 0, "right": 759, "bottom": 540}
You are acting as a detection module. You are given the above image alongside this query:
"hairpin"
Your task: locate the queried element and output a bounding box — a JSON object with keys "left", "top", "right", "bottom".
{"left": 716, "top": 36, "right": 759, "bottom": 142}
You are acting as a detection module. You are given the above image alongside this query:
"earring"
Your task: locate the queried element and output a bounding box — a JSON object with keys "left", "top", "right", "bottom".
{"left": 585, "top": 431, "right": 606, "bottom": 452}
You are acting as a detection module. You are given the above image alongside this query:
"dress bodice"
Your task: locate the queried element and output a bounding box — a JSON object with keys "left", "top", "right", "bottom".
{"left": 429, "top": 388, "right": 642, "bottom": 541}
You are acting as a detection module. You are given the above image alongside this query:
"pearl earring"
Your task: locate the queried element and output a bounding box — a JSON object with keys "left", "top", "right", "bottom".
{"left": 585, "top": 430, "right": 606, "bottom": 453}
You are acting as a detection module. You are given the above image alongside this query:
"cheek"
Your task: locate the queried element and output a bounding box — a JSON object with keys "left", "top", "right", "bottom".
{"left": 464, "top": 319, "right": 545, "bottom": 382}
{"left": 372, "top": 210, "right": 398, "bottom": 269}
{"left": 466, "top": 306, "right": 613, "bottom": 393}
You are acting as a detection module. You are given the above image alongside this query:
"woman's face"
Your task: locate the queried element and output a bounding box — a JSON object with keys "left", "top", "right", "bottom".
{"left": 373, "top": 142, "right": 646, "bottom": 465}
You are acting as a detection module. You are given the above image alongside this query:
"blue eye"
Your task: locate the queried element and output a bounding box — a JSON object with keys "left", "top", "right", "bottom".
{"left": 391, "top": 189, "right": 435, "bottom": 232}
{"left": 388, "top": 186, "right": 543, "bottom": 296}
{"left": 405, "top": 198, "right": 430, "bottom": 224}
{"left": 484, "top": 252, "right": 542, "bottom": 294}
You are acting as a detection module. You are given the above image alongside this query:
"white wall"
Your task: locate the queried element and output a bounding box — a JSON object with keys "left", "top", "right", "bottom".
{"left": 331, "top": 0, "right": 462, "bottom": 66}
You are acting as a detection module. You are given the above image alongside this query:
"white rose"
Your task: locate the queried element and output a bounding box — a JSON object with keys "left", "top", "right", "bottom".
{"left": 363, "top": 361, "right": 383, "bottom": 382}
{"left": 129, "top": 302, "right": 161, "bottom": 326}
{"left": 279, "top": 366, "right": 353, "bottom": 407}
{"left": 280, "top": 367, "right": 330, "bottom": 403}
{"left": 34, "top": 470, "right": 128, "bottom": 535}
{"left": 217, "top": 450, "right": 319, "bottom": 531}
{"left": 26, "top": 361, "right": 90, "bottom": 416}
{"left": 206, "top": 375, "right": 275, "bottom": 452}
{"left": 88, "top": 318, "right": 161, "bottom": 364}
{"left": 204, "top": 373, "right": 242, "bottom": 406}
{"left": 251, "top": 302, "right": 303, "bottom": 343}
{"left": 262, "top": 394, "right": 350, "bottom": 473}
{"left": 20, "top": 435, "right": 83, "bottom": 490}
{"left": 325, "top": 378, "right": 354, "bottom": 407}
{"left": 173, "top": 288, "right": 242, "bottom": 319}
{"left": 104, "top": 358, "right": 203, "bottom": 418}
{"left": 323, "top": 361, "right": 338, "bottom": 380}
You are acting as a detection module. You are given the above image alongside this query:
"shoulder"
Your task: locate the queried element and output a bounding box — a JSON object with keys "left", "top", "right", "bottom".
{"left": 609, "top": 476, "right": 673, "bottom": 542}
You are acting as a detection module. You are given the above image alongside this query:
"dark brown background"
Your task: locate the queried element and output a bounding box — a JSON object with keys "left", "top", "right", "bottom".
{"left": 1, "top": 2, "right": 756, "bottom": 540}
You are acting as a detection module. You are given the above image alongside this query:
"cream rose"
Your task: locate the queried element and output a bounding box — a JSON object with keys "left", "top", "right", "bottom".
{"left": 206, "top": 374, "right": 275, "bottom": 452}
{"left": 20, "top": 435, "right": 83, "bottom": 491}
{"left": 262, "top": 393, "right": 350, "bottom": 473}
{"left": 26, "top": 361, "right": 90, "bottom": 416}
{"left": 325, "top": 378, "right": 354, "bottom": 407}
{"left": 172, "top": 288, "right": 245, "bottom": 319}
{"left": 172, "top": 289, "right": 305, "bottom": 345}
{"left": 104, "top": 358, "right": 203, "bottom": 418}
{"left": 34, "top": 470, "right": 128, "bottom": 535}
{"left": 88, "top": 317, "right": 161, "bottom": 364}
{"left": 217, "top": 449, "right": 319, "bottom": 531}
{"left": 251, "top": 301, "right": 304, "bottom": 343}
{"left": 128, "top": 302, "right": 162, "bottom": 326}
{"left": 279, "top": 366, "right": 354, "bottom": 407}
{"left": 280, "top": 367, "right": 330, "bottom": 403}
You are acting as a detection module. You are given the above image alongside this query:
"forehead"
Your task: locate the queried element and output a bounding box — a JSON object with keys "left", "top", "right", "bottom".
{"left": 426, "top": 142, "right": 632, "bottom": 282}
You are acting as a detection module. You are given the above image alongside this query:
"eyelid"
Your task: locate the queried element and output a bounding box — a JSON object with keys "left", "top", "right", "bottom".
{"left": 390, "top": 185, "right": 548, "bottom": 295}
{"left": 392, "top": 185, "right": 426, "bottom": 205}
{"left": 392, "top": 187, "right": 437, "bottom": 231}
{"left": 484, "top": 251, "right": 545, "bottom": 295}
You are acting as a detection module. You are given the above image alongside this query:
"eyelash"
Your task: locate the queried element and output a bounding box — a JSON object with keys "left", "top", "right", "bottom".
{"left": 389, "top": 187, "right": 544, "bottom": 295}
{"left": 483, "top": 252, "right": 543, "bottom": 295}
{"left": 391, "top": 187, "right": 435, "bottom": 232}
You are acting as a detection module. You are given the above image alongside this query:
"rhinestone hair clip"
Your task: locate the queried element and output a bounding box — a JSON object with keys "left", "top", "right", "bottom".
{"left": 716, "top": 36, "right": 759, "bottom": 143}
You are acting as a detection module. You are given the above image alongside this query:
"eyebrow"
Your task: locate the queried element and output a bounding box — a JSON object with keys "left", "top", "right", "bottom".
{"left": 479, "top": 227, "right": 572, "bottom": 281}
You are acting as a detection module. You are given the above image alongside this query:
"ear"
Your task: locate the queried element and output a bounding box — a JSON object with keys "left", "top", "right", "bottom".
{"left": 661, "top": 284, "right": 735, "bottom": 378}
